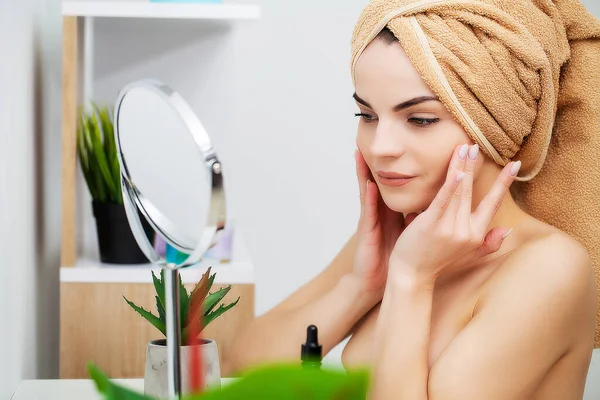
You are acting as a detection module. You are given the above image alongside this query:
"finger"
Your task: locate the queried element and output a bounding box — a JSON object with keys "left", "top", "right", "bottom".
{"left": 475, "top": 226, "right": 512, "bottom": 259}
{"left": 473, "top": 160, "right": 521, "bottom": 230}
{"left": 360, "top": 179, "right": 380, "bottom": 235}
{"left": 405, "top": 212, "right": 419, "bottom": 227}
{"left": 355, "top": 150, "right": 368, "bottom": 208}
{"left": 456, "top": 144, "right": 478, "bottom": 230}
{"left": 446, "top": 143, "right": 470, "bottom": 181}
{"left": 427, "top": 170, "right": 465, "bottom": 223}
{"left": 443, "top": 144, "right": 469, "bottom": 222}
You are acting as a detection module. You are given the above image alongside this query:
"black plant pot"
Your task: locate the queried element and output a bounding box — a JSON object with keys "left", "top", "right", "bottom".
{"left": 92, "top": 201, "right": 156, "bottom": 264}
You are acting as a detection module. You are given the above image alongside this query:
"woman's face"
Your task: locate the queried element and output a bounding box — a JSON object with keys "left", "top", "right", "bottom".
{"left": 354, "top": 38, "right": 477, "bottom": 214}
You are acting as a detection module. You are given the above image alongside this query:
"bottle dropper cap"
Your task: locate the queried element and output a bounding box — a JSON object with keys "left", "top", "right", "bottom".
{"left": 301, "top": 325, "right": 322, "bottom": 363}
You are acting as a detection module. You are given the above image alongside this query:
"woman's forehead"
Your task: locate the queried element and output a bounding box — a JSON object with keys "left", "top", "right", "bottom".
{"left": 354, "top": 40, "right": 435, "bottom": 103}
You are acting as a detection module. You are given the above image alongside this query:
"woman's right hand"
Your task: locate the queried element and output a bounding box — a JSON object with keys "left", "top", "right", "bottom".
{"left": 351, "top": 150, "right": 415, "bottom": 305}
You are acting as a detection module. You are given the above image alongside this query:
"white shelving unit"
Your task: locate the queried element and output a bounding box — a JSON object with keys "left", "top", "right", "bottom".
{"left": 60, "top": 225, "right": 256, "bottom": 284}
{"left": 60, "top": 0, "right": 260, "bottom": 284}
{"left": 60, "top": 259, "right": 255, "bottom": 284}
{"left": 62, "top": 1, "right": 261, "bottom": 20}
{"left": 59, "top": 1, "right": 260, "bottom": 379}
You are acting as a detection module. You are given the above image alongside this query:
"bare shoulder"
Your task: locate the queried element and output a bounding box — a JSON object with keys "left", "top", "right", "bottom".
{"left": 504, "top": 231, "right": 594, "bottom": 283}
{"left": 479, "top": 230, "right": 597, "bottom": 348}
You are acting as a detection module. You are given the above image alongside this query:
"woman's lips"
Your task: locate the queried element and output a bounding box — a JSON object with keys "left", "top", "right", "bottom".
{"left": 377, "top": 176, "right": 416, "bottom": 187}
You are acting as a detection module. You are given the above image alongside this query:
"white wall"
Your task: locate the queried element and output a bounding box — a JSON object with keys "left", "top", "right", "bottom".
{"left": 0, "top": 0, "right": 62, "bottom": 397}
{"left": 582, "top": 0, "right": 600, "bottom": 16}
{"left": 85, "top": 0, "right": 366, "bottom": 365}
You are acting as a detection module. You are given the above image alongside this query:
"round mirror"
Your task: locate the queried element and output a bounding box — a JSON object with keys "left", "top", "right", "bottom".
{"left": 114, "top": 79, "right": 226, "bottom": 269}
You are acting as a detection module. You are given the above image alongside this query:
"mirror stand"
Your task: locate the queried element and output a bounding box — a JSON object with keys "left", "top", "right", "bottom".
{"left": 114, "top": 79, "right": 227, "bottom": 399}
{"left": 165, "top": 266, "right": 182, "bottom": 397}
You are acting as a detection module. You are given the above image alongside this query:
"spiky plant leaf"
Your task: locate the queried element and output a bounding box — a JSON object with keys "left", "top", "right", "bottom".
{"left": 187, "top": 267, "right": 213, "bottom": 324}
{"left": 179, "top": 272, "right": 190, "bottom": 328}
{"left": 203, "top": 297, "right": 240, "bottom": 329}
{"left": 152, "top": 270, "right": 166, "bottom": 316}
{"left": 88, "top": 111, "right": 118, "bottom": 201}
{"left": 94, "top": 103, "right": 121, "bottom": 203}
{"left": 85, "top": 117, "right": 108, "bottom": 203}
{"left": 203, "top": 286, "right": 232, "bottom": 316}
{"left": 123, "top": 296, "right": 166, "bottom": 337}
{"left": 77, "top": 110, "right": 98, "bottom": 200}
{"left": 155, "top": 295, "right": 166, "bottom": 324}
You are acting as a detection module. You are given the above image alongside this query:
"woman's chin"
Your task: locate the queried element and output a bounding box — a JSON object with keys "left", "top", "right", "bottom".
{"left": 381, "top": 192, "right": 428, "bottom": 215}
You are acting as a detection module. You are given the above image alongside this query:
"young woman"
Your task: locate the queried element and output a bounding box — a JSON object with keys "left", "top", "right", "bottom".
{"left": 225, "top": 1, "right": 600, "bottom": 398}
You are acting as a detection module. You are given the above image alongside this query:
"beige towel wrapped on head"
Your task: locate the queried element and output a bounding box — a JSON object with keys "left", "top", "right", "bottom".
{"left": 351, "top": 0, "right": 600, "bottom": 346}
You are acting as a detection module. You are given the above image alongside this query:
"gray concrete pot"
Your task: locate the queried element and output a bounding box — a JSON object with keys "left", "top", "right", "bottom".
{"left": 144, "top": 338, "right": 221, "bottom": 398}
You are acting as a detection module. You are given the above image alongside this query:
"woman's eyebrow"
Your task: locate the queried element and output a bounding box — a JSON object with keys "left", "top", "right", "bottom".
{"left": 353, "top": 93, "right": 441, "bottom": 111}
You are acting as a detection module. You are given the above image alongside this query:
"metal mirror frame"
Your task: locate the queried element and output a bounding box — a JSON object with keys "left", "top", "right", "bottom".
{"left": 113, "top": 79, "right": 227, "bottom": 399}
{"left": 114, "top": 78, "right": 226, "bottom": 268}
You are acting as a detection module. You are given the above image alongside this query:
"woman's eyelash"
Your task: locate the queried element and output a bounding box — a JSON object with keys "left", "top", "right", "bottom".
{"left": 354, "top": 113, "right": 377, "bottom": 122}
{"left": 354, "top": 113, "right": 440, "bottom": 127}
{"left": 409, "top": 117, "right": 440, "bottom": 126}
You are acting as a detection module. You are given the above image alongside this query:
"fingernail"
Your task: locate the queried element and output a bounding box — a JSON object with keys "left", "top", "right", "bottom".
{"left": 458, "top": 144, "right": 469, "bottom": 160}
{"left": 468, "top": 144, "right": 479, "bottom": 160}
{"left": 501, "top": 228, "right": 514, "bottom": 240}
{"left": 510, "top": 161, "right": 522, "bottom": 176}
{"left": 456, "top": 172, "right": 465, "bottom": 183}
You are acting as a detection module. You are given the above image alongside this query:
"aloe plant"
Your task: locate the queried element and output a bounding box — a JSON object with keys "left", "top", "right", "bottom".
{"left": 77, "top": 103, "right": 122, "bottom": 204}
{"left": 123, "top": 267, "right": 240, "bottom": 344}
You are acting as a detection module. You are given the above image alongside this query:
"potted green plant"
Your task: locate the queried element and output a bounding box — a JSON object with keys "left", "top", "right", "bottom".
{"left": 123, "top": 266, "right": 240, "bottom": 398}
{"left": 77, "top": 103, "right": 154, "bottom": 264}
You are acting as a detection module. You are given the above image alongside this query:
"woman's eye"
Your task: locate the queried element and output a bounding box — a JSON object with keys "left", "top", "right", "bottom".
{"left": 354, "top": 113, "right": 377, "bottom": 123}
{"left": 409, "top": 117, "right": 440, "bottom": 126}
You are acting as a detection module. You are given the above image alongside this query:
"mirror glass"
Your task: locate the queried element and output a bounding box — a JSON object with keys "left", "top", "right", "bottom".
{"left": 114, "top": 79, "right": 226, "bottom": 267}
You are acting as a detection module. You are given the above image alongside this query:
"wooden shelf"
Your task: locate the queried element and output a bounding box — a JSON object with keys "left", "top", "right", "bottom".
{"left": 62, "top": 1, "right": 260, "bottom": 19}
{"left": 60, "top": 258, "right": 255, "bottom": 284}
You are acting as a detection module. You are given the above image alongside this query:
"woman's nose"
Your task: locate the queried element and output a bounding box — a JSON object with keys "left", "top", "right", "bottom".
{"left": 370, "top": 121, "right": 406, "bottom": 158}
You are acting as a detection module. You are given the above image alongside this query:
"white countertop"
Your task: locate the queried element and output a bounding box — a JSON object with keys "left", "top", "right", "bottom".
{"left": 11, "top": 378, "right": 235, "bottom": 399}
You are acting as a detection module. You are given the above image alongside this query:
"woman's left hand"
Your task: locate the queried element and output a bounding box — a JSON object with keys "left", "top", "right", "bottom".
{"left": 389, "top": 143, "right": 521, "bottom": 287}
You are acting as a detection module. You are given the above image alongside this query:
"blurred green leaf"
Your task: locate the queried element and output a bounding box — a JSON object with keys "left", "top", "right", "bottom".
{"left": 88, "top": 363, "right": 371, "bottom": 400}
{"left": 189, "top": 364, "right": 370, "bottom": 400}
{"left": 76, "top": 103, "right": 122, "bottom": 205}
{"left": 88, "top": 363, "right": 156, "bottom": 400}
{"left": 180, "top": 273, "right": 190, "bottom": 330}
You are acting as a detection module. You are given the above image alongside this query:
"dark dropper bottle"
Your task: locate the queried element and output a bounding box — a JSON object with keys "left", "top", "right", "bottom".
{"left": 301, "top": 325, "right": 323, "bottom": 369}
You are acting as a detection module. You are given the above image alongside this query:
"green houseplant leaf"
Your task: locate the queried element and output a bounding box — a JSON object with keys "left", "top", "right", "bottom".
{"left": 123, "top": 296, "right": 167, "bottom": 337}
{"left": 88, "top": 363, "right": 156, "bottom": 400}
{"left": 203, "top": 297, "right": 240, "bottom": 328}
{"left": 88, "top": 363, "right": 371, "bottom": 400}
{"left": 124, "top": 267, "right": 240, "bottom": 342}
{"left": 76, "top": 103, "right": 123, "bottom": 205}
{"left": 203, "top": 286, "right": 232, "bottom": 315}
{"left": 88, "top": 111, "right": 118, "bottom": 201}
{"left": 152, "top": 270, "right": 166, "bottom": 320}
{"left": 155, "top": 295, "right": 166, "bottom": 323}
{"left": 179, "top": 272, "right": 190, "bottom": 330}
